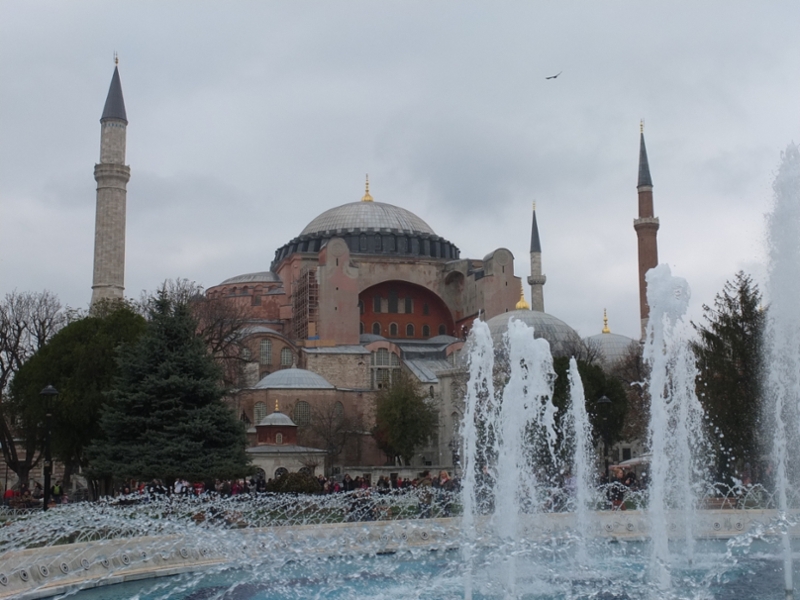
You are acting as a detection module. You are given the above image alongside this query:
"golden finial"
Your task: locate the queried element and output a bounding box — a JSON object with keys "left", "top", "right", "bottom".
{"left": 602, "top": 309, "right": 610, "bottom": 334}
{"left": 114, "top": 51, "right": 118, "bottom": 66}
{"left": 274, "top": 399, "right": 279, "bottom": 412}
{"left": 515, "top": 281, "right": 530, "bottom": 310}
{"left": 640, "top": 119, "right": 644, "bottom": 134}
{"left": 361, "top": 174, "right": 374, "bottom": 202}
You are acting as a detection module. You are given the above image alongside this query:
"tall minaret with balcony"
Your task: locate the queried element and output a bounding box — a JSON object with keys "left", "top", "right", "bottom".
{"left": 527, "top": 203, "right": 546, "bottom": 312}
{"left": 91, "top": 59, "right": 130, "bottom": 306}
{"left": 634, "top": 122, "right": 659, "bottom": 338}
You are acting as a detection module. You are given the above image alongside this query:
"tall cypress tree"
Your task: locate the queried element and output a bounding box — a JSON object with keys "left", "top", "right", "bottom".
{"left": 691, "top": 271, "right": 764, "bottom": 483}
{"left": 88, "top": 291, "right": 250, "bottom": 484}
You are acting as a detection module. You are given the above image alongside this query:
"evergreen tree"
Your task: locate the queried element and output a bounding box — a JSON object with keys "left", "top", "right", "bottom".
{"left": 88, "top": 291, "right": 250, "bottom": 484}
{"left": 373, "top": 372, "right": 438, "bottom": 466}
{"left": 691, "top": 271, "right": 764, "bottom": 483}
{"left": 9, "top": 302, "right": 145, "bottom": 490}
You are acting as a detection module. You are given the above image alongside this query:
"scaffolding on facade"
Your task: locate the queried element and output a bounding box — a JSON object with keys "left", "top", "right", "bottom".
{"left": 292, "top": 266, "right": 319, "bottom": 341}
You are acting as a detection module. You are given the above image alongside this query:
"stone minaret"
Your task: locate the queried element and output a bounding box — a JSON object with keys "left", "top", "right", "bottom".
{"left": 91, "top": 62, "right": 130, "bottom": 306}
{"left": 527, "top": 203, "right": 546, "bottom": 312}
{"left": 633, "top": 122, "right": 659, "bottom": 338}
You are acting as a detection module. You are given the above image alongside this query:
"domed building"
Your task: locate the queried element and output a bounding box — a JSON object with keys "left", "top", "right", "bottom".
{"left": 209, "top": 179, "right": 526, "bottom": 473}
{"left": 584, "top": 311, "right": 639, "bottom": 369}
{"left": 485, "top": 288, "right": 584, "bottom": 358}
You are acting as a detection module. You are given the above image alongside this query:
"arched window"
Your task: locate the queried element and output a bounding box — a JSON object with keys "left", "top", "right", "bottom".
{"left": 360, "top": 322, "right": 365, "bottom": 334}
{"left": 280, "top": 347, "right": 293, "bottom": 366}
{"left": 438, "top": 324, "right": 447, "bottom": 336}
{"left": 359, "top": 234, "right": 368, "bottom": 252}
{"left": 422, "top": 325, "right": 430, "bottom": 338}
{"left": 254, "top": 401, "right": 267, "bottom": 424}
{"left": 260, "top": 339, "right": 272, "bottom": 365}
{"left": 389, "top": 323, "right": 398, "bottom": 337}
{"left": 294, "top": 401, "right": 311, "bottom": 426}
{"left": 358, "top": 300, "right": 364, "bottom": 314}
{"left": 406, "top": 324, "right": 414, "bottom": 337}
{"left": 299, "top": 466, "right": 312, "bottom": 475}
{"left": 275, "top": 467, "right": 288, "bottom": 478}
{"left": 372, "top": 322, "right": 381, "bottom": 335}
{"left": 371, "top": 348, "right": 400, "bottom": 389}
{"left": 275, "top": 433, "right": 283, "bottom": 445}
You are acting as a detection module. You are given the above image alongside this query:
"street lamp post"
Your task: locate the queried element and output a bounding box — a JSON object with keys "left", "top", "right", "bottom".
{"left": 597, "top": 395, "right": 612, "bottom": 483}
{"left": 40, "top": 385, "right": 58, "bottom": 511}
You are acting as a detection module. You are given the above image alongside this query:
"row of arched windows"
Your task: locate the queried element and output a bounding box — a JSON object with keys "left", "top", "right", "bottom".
{"left": 242, "top": 340, "right": 294, "bottom": 368}
{"left": 361, "top": 322, "right": 447, "bottom": 338}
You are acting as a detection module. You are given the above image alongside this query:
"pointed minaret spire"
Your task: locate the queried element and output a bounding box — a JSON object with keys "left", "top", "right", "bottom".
{"left": 634, "top": 121, "right": 659, "bottom": 338}
{"left": 91, "top": 62, "right": 131, "bottom": 306}
{"left": 527, "top": 202, "right": 546, "bottom": 312}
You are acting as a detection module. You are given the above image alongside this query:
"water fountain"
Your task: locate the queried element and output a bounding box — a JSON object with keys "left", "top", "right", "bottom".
{"left": 3, "top": 146, "right": 800, "bottom": 599}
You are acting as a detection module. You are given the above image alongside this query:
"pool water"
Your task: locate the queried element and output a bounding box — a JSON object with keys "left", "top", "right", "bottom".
{"left": 66, "top": 538, "right": 800, "bottom": 600}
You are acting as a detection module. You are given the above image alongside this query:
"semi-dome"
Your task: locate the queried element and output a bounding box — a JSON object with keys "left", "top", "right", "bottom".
{"left": 219, "top": 271, "right": 281, "bottom": 285}
{"left": 300, "top": 201, "right": 436, "bottom": 237}
{"left": 253, "top": 367, "right": 335, "bottom": 390}
{"left": 485, "top": 310, "right": 583, "bottom": 358}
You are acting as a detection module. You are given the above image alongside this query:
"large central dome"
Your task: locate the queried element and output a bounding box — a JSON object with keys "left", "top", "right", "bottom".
{"left": 300, "top": 201, "right": 436, "bottom": 237}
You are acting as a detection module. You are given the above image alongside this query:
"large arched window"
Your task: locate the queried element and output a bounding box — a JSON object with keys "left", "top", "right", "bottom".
{"left": 260, "top": 339, "right": 272, "bottom": 365}
{"left": 275, "top": 467, "right": 288, "bottom": 478}
{"left": 276, "top": 433, "right": 283, "bottom": 445}
{"left": 294, "top": 401, "right": 311, "bottom": 426}
{"left": 371, "top": 348, "right": 400, "bottom": 389}
{"left": 280, "top": 347, "right": 293, "bottom": 367}
{"left": 254, "top": 401, "right": 267, "bottom": 424}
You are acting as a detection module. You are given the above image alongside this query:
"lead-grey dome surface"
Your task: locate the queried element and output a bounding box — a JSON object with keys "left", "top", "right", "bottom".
{"left": 258, "top": 411, "right": 296, "bottom": 427}
{"left": 253, "top": 368, "right": 335, "bottom": 390}
{"left": 486, "top": 310, "right": 583, "bottom": 358}
{"left": 585, "top": 331, "right": 638, "bottom": 368}
{"left": 300, "top": 202, "right": 436, "bottom": 237}
{"left": 219, "top": 271, "right": 281, "bottom": 285}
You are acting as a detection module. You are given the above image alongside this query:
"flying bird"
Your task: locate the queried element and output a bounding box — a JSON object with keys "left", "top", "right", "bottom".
{"left": 545, "top": 71, "right": 562, "bottom": 80}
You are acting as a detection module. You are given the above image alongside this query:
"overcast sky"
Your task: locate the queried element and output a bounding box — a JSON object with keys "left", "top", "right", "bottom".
{"left": 2, "top": 2, "right": 799, "bottom": 340}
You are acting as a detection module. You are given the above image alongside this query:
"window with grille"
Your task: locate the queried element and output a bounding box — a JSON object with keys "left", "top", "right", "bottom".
{"left": 276, "top": 433, "right": 283, "bottom": 445}
{"left": 406, "top": 324, "right": 414, "bottom": 337}
{"left": 371, "top": 349, "right": 400, "bottom": 389}
{"left": 275, "top": 467, "right": 288, "bottom": 478}
{"left": 404, "top": 297, "right": 413, "bottom": 313}
{"left": 373, "top": 296, "right": 382, "bottom": 313}
{"left": 280, "top": 347, "right": 293, "bottom": 366}
{"left": 294, "top": 401, "right": 311, "bottom": 426}
{"left": 422, "top": 325, "right": 430, "bottom": 338}
{"left": 333, "top": 401, "right": 344, "bottom": 425}
{"left": 254, "top": 402, "right": 267, "bottom": 424}
{"left": 389, "top": 323, "right": 398, "bottom": 337}
{"left": 372, "top": 322, "right": 381, "bottom": 335}
{"left": 260, "top": 339, "right": 272, "bottom": 365}
{"left": 388, "top": 289, "right": 398, "bottom": 313}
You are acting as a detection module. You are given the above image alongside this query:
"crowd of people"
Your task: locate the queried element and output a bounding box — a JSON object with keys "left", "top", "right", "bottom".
{"left": 2, "top": 480, "right": 68, "bottom": 508}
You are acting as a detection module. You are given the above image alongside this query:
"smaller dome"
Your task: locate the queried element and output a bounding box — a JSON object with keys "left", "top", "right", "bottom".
{"left": 258, "top": 411, "right": 296, "bottom": 427}
{"left": 486, "top": 310, "right": 582, "bottom": 357}
{"left": 253, "top": 367, "right": 335, "bottom": 390}
{"left": 585, "top": 331, "right": 638, "bottom": 368}
{"left": 219, "top": 271, "right": 281, "bottom": 286}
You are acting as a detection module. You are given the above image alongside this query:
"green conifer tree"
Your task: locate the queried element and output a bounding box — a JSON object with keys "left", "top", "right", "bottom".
{"left": 88, "top": 291, "right": 250, "bottom": 484}
{"left": 691, "top": 271, "right": 764, "bottom": 483}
